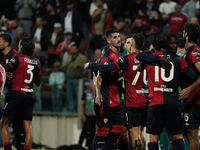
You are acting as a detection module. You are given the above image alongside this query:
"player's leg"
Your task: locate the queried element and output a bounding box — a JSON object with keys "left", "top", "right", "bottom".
{"left": 166, "top": 104, "right": 184, "bottom": 150}
{"left": 94, "top": 107, "right": 111, "bottom": 150}
{"left": 129, "top": 126, "right": 142, "bottom": 149}
{"left": 184, "top": 104, "right": 200, "bottom": 150}
{"left": 141, "top": 126, "right": 146, "bottom": 150}
{"left": 117, "top": 127, "right": 129, "bottom": 150}
{"left": 0, "top": 116, "right": 11, "bottom": 150}
{"left": 148, "top": 134, "right": 160, "bottom": 150}
{"left": 106, "top": 107, "right": 124, "bottom": 150}
{"left": 146, "top": 105, "right": 164, "bottom": 150}
{"left": 23, "top": 120, "right": 32, "bottom": 150}
{"left": 187, "top": 129, "right": 198, "bottom": 150}
{"left": 12, "top": 120, "right": 25, "bottom": 150}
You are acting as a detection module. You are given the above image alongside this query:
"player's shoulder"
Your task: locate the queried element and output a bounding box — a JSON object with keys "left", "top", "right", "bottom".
{"left": 101, "top": 49, "right": 111, "bottom": 58}
{"left": 11, "top": 49, "right": 19, "bottom": 54}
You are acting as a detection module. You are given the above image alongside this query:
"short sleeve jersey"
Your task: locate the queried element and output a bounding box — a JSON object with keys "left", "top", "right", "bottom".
{"left": 6, "top": 55, "right": 42, "bottom": 94}
{"left": 0, "top": 49, "right": 19, "bottom": 91}
{"left": 116, "top": 53, "right": 148, "bottom": 107}
{"left": 99, "top": 49, "right": 123, "bottom": 107}
{"left": 184, "top": 45, "right": 200, "bottom": 104}
{"left": 145, "top": 51, "right": 188, "bottom": 106}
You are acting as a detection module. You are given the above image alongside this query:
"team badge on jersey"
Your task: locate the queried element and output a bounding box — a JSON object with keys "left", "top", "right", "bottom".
{"left": 104, "top": 118, "right": 108, "bottom": 124}
{"left": 10, "top": 58, "right": 15, "bottom": 63}
{"left": 119, "top": 57, "right": 124, "bottom": 63}
{"left": 104, "top": 62, "right": 108, "bottom": 65}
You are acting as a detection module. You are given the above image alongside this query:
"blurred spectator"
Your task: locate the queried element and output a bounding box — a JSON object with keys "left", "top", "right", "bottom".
{"left": 182, "top": 0, "right": 197, "bottom": 20}
{"left": 46, "top": 45, "right": 58, "bottom": 68}
{"left": 148, "top": 11, "right": 167, "bottom": 30}
{"left": 168, "top": 4, "right": 188, "bottom": 34}
{"left": 180, "top": 0, "right": 190, "bottom": 6}
{"left": 158, "top": 0, "right": 177, "bottom": 19}
{"left": 106, "top": 0, "right": 124, "bottom": 19}
{"left": 143, "top": 25, "right": 156, "bottom": 50}
{"left": 89, "top": 0, "right": 108, "bottom": 16}
{"left": 146, "top": 0, "right": 159, "bottom": 17}
{"left": 78, "top": 80, "right": 96, "bottom": 150}
{"left": 76, "top": 0, "right": 90, "bottom": 23}
{"left": 0, "top": 0, "right": 16, "bottom": 20}
{"left": 62, "top": 43, "right": 87, "bottom": 112}
{"left": 55, "top": 32, "right": 73, "bottom": 66}
{"left": 43, "top": 2, "right": 61, "bottom": 34}
{"left": 91, "top": 49, "right": 102, "bottom": 62}
{"left": 195, "top": 0, "right": 200, "bottom": 21}
{"left": 91, "top": 0, "right": 113, "bottom": 50}
{"left": 11, "top": 27, "right": 24, "bottom": 50}
{"left": 49, "top": 61, "right": 65, "bottom": 112}
{"left": 33, "top": 45, "right": 44, "bottom": 112}
{"left": 48, "top": 23, "right": 64, "bottom": 50}
{"left": 131, "top": 15, "right": 146, "bottom": 34}
{"left": 63, "top": 0, "right": 83, "bottom": 45}
{"left": 31, "top": 17, "right": 48, "bottom": 56}
{"left": 190, "top": 17, "right": 199, "bottom": 24}
{"left": 128, "top": 0, "right": 147, "bottom": 20}
{"left": 16, "top": 0, "right": 37, "bottom": 37}
{"left": 0, "top": 29, "right": 4, "bottom": 35}
{"left": 113, "top": 18, "right": 131, "bottom": 36}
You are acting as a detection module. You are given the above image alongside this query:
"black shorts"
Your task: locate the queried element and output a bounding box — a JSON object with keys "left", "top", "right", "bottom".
{"left": 146, "top": 104, "right": 182, "bottom": 135}
{"left": 126, "top": 107, "right": 148, "bottom": 128}
{"left": 96, "top": 106, "right": 124, "bottom": 128}
{"left": 3, "top": 91, "right": 36, "bottom": 121}
{"left": 184, "top": 104, "right": 200, "bottom": 130}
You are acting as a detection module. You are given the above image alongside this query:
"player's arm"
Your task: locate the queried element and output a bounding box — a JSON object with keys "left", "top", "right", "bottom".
{"left": 84, "top": 56, "right": 129, "bottom": 72}
{"left": 137, "top": 62, "right": 146, "bottom": 72}
{"left": 95, "top": 72, "right": 103, "bottom": 106}
{"left": 136, "top": 50, "right": 172, "bottom": 69}
{"left": 4, "top": 56, "right": 19, "bottom": 71}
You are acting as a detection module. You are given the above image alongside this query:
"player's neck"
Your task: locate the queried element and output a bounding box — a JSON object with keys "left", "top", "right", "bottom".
{"left": 2, "top": 47, "right": 11, "bottom": 55}
{"left": 185, "top": 42, "right": 195, "bottom": 50}
{"left": 110, "top": 46, "right": 119, "bottom": 54}
{"left": 131, "top": 48, "right": 140, "bottom": 54}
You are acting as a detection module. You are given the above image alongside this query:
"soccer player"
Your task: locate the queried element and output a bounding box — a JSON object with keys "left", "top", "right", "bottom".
{"left": 92, "top": 28, "right": 124, "bottom": 150}
{"left": 136, "top": 31, "right": 200, "bottom": 150}
{"left": 182, "top": 23, "right": 200, "bottom": 150}
{"left": 0, "top": 37, "right": 42, "bottom": 150}
{"left": 0, "top": 34, "right": 25, "bottom": 150}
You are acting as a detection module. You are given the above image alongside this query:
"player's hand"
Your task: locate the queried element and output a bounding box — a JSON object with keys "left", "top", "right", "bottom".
{"left": 81, "top": 114, "right": 86, "bottom": 124}
{"left": 159, "top": 56, "right": 172, "bottom": 70}
{"left": 95, "top": 92, "right": 103, "bottom": 106}
{"left": 6, "top": 72, "right": 13, "bottom": 80}
{"left": 179, "top": 87, "right": 192, "bottom": 100}
{"left": 84, "top": 62, "right": 89, "bottom": 70}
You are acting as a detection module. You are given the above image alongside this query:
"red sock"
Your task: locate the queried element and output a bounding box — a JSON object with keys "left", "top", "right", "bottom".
{"left": 24, "top": 145, "right": 31, "bottom": 150}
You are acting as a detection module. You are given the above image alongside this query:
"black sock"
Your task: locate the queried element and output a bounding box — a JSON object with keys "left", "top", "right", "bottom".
{"left": 95, "top": 135, "right": 106, "bottom": 150}
{"left": 106, "top": 132, "right": 120, "bottom": 150}
{"left": 148, "top": 142, "right": 159, "bottom": 150}
{"left": 173, "top": 139, "right": 185, "bottom": 150}
{"left": 3, "top": 142, "right": 12, "bottom": 150}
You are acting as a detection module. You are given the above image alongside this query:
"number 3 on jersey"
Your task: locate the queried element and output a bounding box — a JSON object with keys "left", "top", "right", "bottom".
{"left": 24, "top": 65, "right": 34, "bottom": 83}
{"left": 132, "top": 65, "right": 147, "bottom": 85}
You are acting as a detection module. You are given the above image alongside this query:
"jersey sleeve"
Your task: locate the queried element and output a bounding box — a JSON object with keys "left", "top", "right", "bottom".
{"left": 136, "top": 50, "right": 160, "bottom": 63}
{"left": 38, "top": 60, "right": 42, "bottom": 75}
{"left": 116, "top": 55, "right": 129, "bottom": 70}
{"left": 89, "top": 62, "right": 118, "bottom": 72}
{"left": 180, "top": 57, "right": 189, "bottom": 71}
{"left": 190, "top": 50, "right": 200, "bottom": 64}
{"left": 4, "top": 56, "right": 19, "bottom": 71}
{"left": 137, "top": 62, "right": 146, "bottom": 72}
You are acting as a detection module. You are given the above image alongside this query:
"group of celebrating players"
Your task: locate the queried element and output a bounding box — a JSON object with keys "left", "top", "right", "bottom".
{"left": 0, "top": 33, "right": 42, "bottom": 150}
{"left": 84, "top": 23, "right": 200, "bottom": 150}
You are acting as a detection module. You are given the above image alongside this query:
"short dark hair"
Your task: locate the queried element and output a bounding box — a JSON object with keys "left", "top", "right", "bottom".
{"left": 20, "top": 37, "right": 35, "bottom": 56}
{"left": 177, "top": 34, "right": 185, "bottom": 48}
{"left": 0, "top": 34, "right": 12, "bottom": 46}
{"left": 166, "top": 33, "right": 177, "bottom": 41}
{"left": 105, "top": 28, "right": 120, "bottom": 39}
{"left": 125, "top": 34, "right": 134, "bottom": 42}
{"left": 184, "top": 23, "right": 200, "bottom": 44}
{"left": 132, "top": 33, "right": 145, "bottom": 50}
{"left": 149, "top": 31, "right": 166, "bottom": 50}
{"left": 103, "top": 44, "right": 110, "bottom": 52}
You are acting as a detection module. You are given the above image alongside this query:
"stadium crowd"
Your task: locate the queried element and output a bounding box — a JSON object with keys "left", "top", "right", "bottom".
{"left": 1, "top": 0, "right": 200, "bottom": 150}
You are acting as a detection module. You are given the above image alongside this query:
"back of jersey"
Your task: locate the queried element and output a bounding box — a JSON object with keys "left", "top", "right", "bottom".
{"left": 7, "top": 55, "right": 42, "bottom": 94}
{"left": 146, "top": 51, "right": 188, "bottom": 106}
{"left": 124, "top": 53, "right": 148, "bottom": 107}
